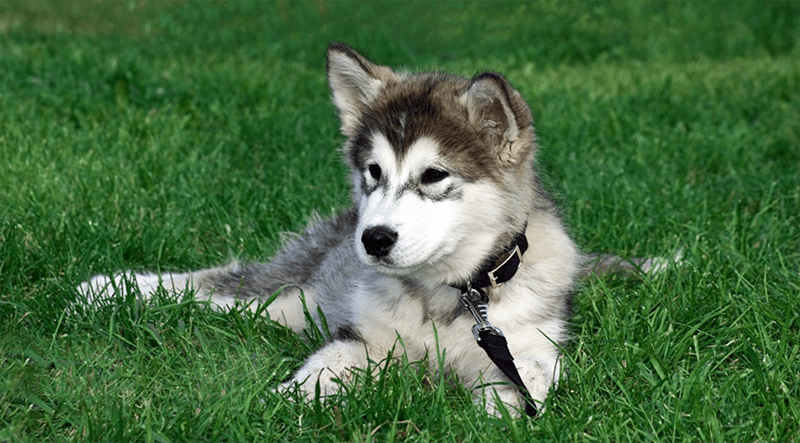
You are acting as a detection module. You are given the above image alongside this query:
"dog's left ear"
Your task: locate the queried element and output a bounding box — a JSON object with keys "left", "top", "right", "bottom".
{"left": 327, "top": 43, "right": 397, "bottom": 137}
{"left": 461, "top": 72, "right": 535, "bottom": 166}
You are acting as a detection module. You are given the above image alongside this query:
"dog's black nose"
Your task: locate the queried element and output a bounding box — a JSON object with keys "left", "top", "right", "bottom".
{"left": 361, "top": 226, "right": 398, "bottom": 258}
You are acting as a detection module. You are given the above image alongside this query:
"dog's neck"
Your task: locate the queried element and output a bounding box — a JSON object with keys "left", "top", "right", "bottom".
{"left": 453, "top": 229, "right": 528, "bottom": 293}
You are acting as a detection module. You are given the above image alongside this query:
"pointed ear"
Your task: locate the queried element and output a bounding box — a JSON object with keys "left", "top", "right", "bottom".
{"left": 327, "top": 43, "right": 397, "bottom": 136}
{"left": 460, "top": 72, "right": 535, "bottom": 166}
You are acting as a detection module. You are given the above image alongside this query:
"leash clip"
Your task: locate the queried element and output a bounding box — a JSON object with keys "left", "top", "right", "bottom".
{"left": 459, "top": 283, "right": 504, "bottom": 342}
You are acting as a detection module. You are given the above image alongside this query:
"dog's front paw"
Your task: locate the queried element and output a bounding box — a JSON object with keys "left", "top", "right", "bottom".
{"left": 516, "top": 356, "right": 557, "bottom": 404}
{"left": 478, "top": 385, "right": 543, "bottom": 419}
{"left": 275, "top": 340, "right": 368, "bottom": 401}
{"left": 277, "top": 366, "right": 350, "bottom": 401}
{"left": 477, "top": 357, "right": 557, "bottom": 417}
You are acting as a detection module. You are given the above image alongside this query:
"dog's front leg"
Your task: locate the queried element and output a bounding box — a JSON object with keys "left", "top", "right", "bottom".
{"left": 509, "top": 357, "right": 557, "bottom": 415}
{"left": 475, "top": 354, "right": 560, "bottom": 418}
{"left": 279, "top": 339, "right": 370, "bottom": 399}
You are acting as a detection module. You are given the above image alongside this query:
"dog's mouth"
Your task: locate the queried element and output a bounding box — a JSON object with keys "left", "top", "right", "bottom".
{"left": 368, "top": 256, "right": 411, "bottom": 272}
{"left": 358, "top": 249, "right": 414, "bottom": 272}
{"left": 360, "top": 246, "right": 451, "bottom": 279}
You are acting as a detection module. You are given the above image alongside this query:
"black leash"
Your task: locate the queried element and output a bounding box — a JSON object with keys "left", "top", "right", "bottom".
{"left": 456, "top": 231, "right": 539, "bottom": 417}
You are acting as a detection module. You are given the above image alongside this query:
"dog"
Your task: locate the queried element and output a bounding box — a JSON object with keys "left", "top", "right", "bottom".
{"left": 79, "top": 43, "right": 669, "bottom": 417}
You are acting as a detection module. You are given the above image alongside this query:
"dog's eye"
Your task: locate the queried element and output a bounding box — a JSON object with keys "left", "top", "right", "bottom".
{"left": 421, "top": 168, "right": 449, "bottom": 185}
{"left": 368, "top": 164, "right": 382, "bottom": 181}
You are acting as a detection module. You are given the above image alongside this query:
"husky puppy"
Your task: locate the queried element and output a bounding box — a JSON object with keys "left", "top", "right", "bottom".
{"left": 80, "top": 43, "right": 663, "bottom": 416}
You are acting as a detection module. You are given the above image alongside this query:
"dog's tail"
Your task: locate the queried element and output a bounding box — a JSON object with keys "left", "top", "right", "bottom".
{"left": 581, "top": 249, "right": 682, "bottom": 278}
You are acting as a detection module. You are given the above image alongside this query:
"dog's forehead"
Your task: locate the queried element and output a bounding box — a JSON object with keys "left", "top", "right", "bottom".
{"left": 370, "top": 132, "right": 440, "bottom": 174}
{"left": 350, "top": 75, "right": 497, "bottom": 180}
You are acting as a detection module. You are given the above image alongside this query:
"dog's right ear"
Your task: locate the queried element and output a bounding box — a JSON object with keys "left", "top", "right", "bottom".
{"left": 327, "top": 43, "right": 396, "bottom": 137}
{"left": 460, "top": 72, "right": 535, "bottom": 167}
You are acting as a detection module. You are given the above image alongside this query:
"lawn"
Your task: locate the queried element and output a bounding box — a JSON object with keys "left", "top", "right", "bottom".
{"left": 1, "top": 1, "right": 799, "bottom": 441}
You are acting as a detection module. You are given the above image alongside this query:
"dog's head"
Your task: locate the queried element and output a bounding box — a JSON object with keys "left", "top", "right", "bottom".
{"left": 327, "top": 43, "right": 543, "bottom": 285}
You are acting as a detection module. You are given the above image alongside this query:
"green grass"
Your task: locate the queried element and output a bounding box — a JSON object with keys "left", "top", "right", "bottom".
{"left": 1, "top": 1, "right": 799, "bottom": 441}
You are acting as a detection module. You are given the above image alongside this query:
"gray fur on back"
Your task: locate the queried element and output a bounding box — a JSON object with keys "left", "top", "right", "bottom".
{"left": 206, "top": 209, "right": 359, "bottom": 299}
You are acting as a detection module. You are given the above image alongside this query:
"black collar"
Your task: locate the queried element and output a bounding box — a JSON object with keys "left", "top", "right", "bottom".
{"left": 455, "top": 231, "right": 528, "bottom": 292}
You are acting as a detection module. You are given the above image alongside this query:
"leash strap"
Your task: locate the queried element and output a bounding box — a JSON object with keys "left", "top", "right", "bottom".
{"left": 460, "top": 286, "right": 538, "bottom": 417}
{"left": 476, "top": 328, "right": 539, "bottom": 417}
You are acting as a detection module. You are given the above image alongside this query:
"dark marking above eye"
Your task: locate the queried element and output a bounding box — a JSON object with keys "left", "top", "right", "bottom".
{"left": 368, "top": 164, "right": 382, "bottom": 181}
{"left": 420, "top": 168, "right": 449, "bottom": 185}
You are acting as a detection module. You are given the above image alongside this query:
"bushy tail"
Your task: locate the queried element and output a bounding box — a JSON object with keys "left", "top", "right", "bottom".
{"left": 582, "top": 250, "right": 682, "bottom": 278}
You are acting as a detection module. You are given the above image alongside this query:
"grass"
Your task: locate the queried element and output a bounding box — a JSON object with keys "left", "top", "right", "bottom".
{"left": 1, "top": 0, "right": 799, "bottom": 441}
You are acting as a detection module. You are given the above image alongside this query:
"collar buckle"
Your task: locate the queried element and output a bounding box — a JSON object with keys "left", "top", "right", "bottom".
{"left": 487, "top": 244, "right": 524, "bottom": 288}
